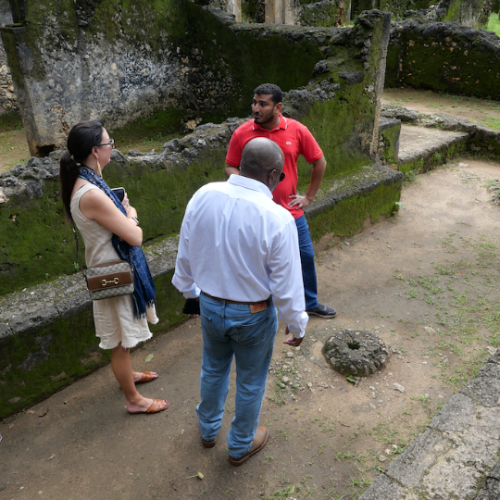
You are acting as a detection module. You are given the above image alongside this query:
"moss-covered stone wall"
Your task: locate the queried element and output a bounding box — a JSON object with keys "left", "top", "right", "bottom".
{"left": 352, "top": 0, "right": 492, "bottom": 28}
{"left": 0, "top": 0, "right": 327, "bottom": 156}
{"left": 0, "top": 270, "right": 186, "bottom": 420}
{"left": 299, "top": 0, "right": 351, "bottom": 27}
{"left": 443, "top": 0, "right": 492, "bottom": 29}
{"left": 0, "top": 10, "right": 391, "bottom": 297}
{"left": 351, "top": 0, "right": 434, "bottom": 19}
{"left": 386, "top": 18, "right": 500, "bottom": 99}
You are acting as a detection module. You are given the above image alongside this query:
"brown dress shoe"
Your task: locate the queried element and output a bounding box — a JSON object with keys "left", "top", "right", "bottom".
{"left": 201, "top": 436, "right": 217, "bottom": 448}
{"left": 229, "top": 426, "right": 269, "bottom": 466}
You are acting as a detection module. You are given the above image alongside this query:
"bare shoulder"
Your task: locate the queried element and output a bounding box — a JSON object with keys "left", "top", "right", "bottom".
{"left": 79, "top": 186, "right": 108, "bottom": 205}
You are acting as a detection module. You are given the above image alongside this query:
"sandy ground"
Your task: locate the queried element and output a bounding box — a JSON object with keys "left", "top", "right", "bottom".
{"left": 2, "top": 157, "right": 500, "bottom": 500}
{"left": 382, "top": 88, "right": 500, "bottom": 129}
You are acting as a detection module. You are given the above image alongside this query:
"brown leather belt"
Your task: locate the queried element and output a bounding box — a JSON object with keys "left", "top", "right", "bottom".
{"left": 202, "top": 292, "right": 270, "bottom": 306}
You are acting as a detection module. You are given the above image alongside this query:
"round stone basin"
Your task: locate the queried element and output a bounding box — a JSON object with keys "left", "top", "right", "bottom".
{"left": 322, "top": 329, "right": 390, "bottom": 376}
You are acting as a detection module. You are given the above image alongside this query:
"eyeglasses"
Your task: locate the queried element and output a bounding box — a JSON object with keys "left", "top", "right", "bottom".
{"left": 269, "top": 169, "right": 286, "bottom": 182}
{"left": 98, "top": 138, "right": 115, "bottom": 148}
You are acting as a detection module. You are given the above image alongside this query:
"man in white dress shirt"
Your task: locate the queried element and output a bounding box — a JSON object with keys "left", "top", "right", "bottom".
{"left": 172, "top": 138, "right": 308, "bottom": 466}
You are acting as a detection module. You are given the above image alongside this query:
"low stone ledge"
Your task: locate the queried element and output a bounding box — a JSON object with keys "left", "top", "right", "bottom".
{"left": 398, "top": 124, "right": 469, "bottom": 172}
{"left": 305, "top": 164, "right": 403, "bottom": 220}
{"left": 360, "top": 349, "right": 500, "bottom": 500}
{"left": 0, "top": 235, "right": 180, "bottom": 340}
{"left": 382, "top": 104, "right": 500, "bottom": 160}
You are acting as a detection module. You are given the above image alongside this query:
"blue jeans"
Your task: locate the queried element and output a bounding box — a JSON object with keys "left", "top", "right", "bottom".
{"left": 196, "top": 294, "right": 278, "bottom": 459}
{"left": 295, "top": 215, "right": 319, "bottom": 310}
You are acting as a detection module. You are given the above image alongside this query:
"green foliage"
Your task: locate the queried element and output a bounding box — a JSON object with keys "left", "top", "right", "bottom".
{"left": 0, "top": 112, "right": 23, "bottom": 133}
{"left": 111, "top": 108, "right": 184, "bottom": 149}
{"left": 486, "top": 13, "right": 500, "bottom": 37}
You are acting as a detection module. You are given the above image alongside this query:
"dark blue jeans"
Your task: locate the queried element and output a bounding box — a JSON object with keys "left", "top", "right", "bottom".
{"left": 295, "top": 215, "right": 319, "bottom": 310}
{"left": 196, "top": 294, "right": 278, "bottom": 459}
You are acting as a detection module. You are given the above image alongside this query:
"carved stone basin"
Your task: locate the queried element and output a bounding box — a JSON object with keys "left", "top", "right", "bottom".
{"left": 322, "top": 329, "right": 390, "bottom": 376}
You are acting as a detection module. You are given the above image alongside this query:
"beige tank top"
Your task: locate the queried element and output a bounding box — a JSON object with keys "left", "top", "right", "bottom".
{"left": 70, "top": 184, "right": 120, "bottom": 267}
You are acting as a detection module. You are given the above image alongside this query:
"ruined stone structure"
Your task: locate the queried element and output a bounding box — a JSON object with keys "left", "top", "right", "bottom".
{"left": 386, "top": 16, "right": 500, "bottom": 99}
{"left": 352, "top": 0, "right": 434, "bottom": 19}
{"left": 352, "top": 0, "right": 493, "bottom": 29}
{"left": 234, "top": 0, "right": 351, "bottom": 25}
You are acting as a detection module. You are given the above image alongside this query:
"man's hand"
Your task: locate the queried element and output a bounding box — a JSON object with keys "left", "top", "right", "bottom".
{"left": 283, "top": 326, "right": 304, "bottom": 347}
{"left": 288, "top": 194, "right": 313, "bottom": 209}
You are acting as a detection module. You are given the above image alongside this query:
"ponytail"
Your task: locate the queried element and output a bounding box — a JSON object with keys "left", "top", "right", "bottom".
{"left": 59, "top": 119, "right": 104, "bottom": 222}
{"left": 59, "top": 154, "right": 80, "bottom": 222}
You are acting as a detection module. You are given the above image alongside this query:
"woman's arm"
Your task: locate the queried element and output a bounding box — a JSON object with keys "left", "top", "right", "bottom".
{"left": 79, "top": 188, "right": 143, "bottom": 247}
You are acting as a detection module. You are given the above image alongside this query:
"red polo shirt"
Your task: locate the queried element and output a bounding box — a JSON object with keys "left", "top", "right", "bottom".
{"left": 226, "top": 115, "right": 323, "bottom": 219}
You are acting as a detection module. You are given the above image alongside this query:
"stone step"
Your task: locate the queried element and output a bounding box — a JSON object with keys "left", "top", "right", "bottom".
{"left": 381, "top": 104, "right": 500, "bottom": 174}
{"left": 398, "top": 124, "right": 469, "bottom": 173}
{"left": 360, "top": 349, "right": 500, "bottom": 500}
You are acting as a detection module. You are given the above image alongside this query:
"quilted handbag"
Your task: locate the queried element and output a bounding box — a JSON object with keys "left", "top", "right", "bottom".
{"left": 85, "top": 260, "right": 134, "bottom": 300}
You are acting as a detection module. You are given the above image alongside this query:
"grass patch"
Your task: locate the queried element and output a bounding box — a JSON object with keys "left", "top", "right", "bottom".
{"left": 482, "top": 117, "right": 500, "bottom": 131}
{"left": 394, "top": 232, "right": 500, "bottom": 391}
{"left": 109, "top": 108, "right": 184, "bottom": 153}
{"left": 0, "top": 112, "right": 23, "bottom": 133}
{"left": 486, "top": 13, "right": 500, "bottom": 37}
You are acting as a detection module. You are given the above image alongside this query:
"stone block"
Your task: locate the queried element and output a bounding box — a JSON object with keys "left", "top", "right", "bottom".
{"left": 462, "top": 362, "right": 500, "bottom": 407}
{"left": 384, "top": 428, "right": 451, "bottom": 488}
{"left": 359, "top": 473, "right": 415, "bottom": 500}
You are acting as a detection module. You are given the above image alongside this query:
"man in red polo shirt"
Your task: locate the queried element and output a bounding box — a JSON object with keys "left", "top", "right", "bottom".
{"left": 225, "top": 83, "right": 336, "bottom": 318}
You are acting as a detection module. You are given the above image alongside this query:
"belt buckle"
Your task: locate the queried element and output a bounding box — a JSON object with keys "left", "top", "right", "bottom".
{"left": 250, "top": 302, "right": 267, "bottom": 313}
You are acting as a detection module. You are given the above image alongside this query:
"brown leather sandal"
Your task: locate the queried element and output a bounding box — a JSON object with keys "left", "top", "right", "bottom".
{"left": 134, "top": 371, "right": 158, "bottom": 384}
{"left": 128, "top": 399, "right": 169, "bottom": 415}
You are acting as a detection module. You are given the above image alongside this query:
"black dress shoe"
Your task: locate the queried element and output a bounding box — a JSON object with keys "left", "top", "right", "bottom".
{"left": 306, "top": 304, "right": 337, "bottom": 318}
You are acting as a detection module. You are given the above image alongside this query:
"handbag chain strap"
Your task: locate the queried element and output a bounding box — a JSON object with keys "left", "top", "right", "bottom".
{"left": 72, "top": 223, "right": 87, "bottom": 280}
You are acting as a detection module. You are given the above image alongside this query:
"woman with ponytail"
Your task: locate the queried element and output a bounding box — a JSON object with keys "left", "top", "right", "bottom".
{"left": 60, "top": 120, "right": 168, "bottom": 415}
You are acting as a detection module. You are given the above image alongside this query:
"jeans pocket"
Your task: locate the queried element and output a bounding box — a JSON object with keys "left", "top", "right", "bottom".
{"left": 201, "top": 313, "right": 214, "bottom": 339}
{"left": 235, "top": 312, "right": 271, "bottom": 347}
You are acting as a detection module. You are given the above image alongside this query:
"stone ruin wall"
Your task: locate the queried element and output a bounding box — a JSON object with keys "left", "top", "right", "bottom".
{"left": 351, "top": 0, "right": 493, "bottom": 29}
{"left": 0, "top": 7, "right": 391, "bottom": 298}
{"left": 385, "top": 16, "right": 500, "bottom": 99}
{"left": 213, "top": 0, "right": 352, "bottom": 26}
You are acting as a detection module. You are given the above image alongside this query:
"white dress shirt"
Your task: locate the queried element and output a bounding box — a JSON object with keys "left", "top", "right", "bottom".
{"left": 172, "top": 175, "right": 309, "bottom": 337}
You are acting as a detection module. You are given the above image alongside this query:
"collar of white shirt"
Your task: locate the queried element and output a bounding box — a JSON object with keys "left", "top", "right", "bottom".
{"left": 227, "top": 173, "right": 272, "bottom": 199}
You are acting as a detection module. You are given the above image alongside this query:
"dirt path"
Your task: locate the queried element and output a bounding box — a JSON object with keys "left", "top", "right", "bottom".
{"left": 1, "top": 158, "right": 500, "bottom": 500}
{"left": 382, "top": 88, "right": 500, "bottom": 130}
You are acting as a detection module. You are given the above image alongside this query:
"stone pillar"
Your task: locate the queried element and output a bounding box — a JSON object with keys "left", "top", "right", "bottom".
{"left": 369, "top": 11, "right": 392, "bottom": 162}
{"left": 0, "top": 0, "right": 17, "bottom": 116}
{"left": 265, "top": 0, "right": 299, "bottom": 24}
{"left": 227, "top": 0, "right": 242, "bottom": 22}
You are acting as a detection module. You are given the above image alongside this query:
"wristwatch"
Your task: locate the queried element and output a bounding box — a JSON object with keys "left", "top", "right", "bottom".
{"left": 129, "top": 216, "right": 139, "bottom": 226}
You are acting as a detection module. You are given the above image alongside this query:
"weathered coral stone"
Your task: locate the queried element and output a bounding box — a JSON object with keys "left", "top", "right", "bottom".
{"left": 322, "top": 329, "right": 390, "bottom": 376}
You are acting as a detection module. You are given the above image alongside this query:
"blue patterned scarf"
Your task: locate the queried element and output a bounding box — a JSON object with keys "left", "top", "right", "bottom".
{"left": 78, "top": 166, "right": 156, "bottom": 319}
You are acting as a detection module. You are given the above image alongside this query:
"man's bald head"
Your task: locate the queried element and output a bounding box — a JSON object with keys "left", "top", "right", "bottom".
{"left": 240, "top": 138, "right": 284, "bottom": 191}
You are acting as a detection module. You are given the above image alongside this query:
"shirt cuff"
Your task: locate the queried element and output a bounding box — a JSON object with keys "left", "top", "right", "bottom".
{"left": 287, "top": 312, "right": 309, "bottom": 338}
{"left": 183, "top": 285, "right": 201, "bottom": 299}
